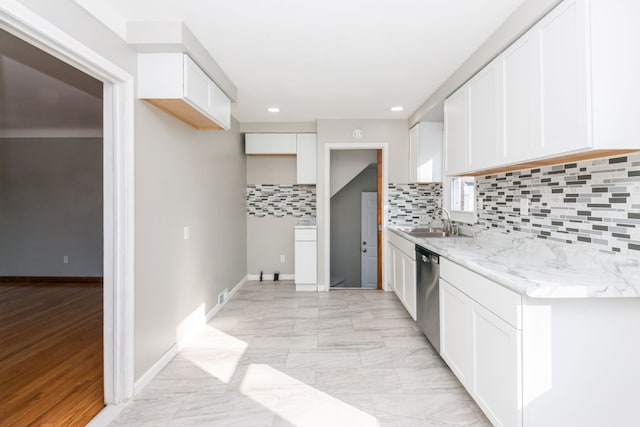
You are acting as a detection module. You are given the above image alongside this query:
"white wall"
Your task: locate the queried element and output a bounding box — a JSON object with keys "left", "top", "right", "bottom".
{"left": 0, "top": 138, "right": 103, "bottom": 276}
{"left": 330, "top": 149, "right": 377, "bottom": 197}
{"left": 246, "top": 154, "right": 298, "bottom": 276}
{"left": 15, "top": 0, "right": 248, "bottom": 381}
{"left": 316, "top": 119, "right": 408, "bottom": 288}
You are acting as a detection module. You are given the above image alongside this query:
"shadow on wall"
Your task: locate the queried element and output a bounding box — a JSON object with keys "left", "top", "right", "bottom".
{"left": 330, "top": 163, "right": 377, "bottom": 288}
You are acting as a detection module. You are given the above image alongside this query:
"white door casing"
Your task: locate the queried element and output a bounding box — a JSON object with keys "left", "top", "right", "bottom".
{"left": 360, "top": 192, "right": 377, "bottom": 288}
{"left": 0, "top": 0, "right": 135, "bottom": 407}
{"left": 323, "top": 143, "right": 388, "bottom": 292}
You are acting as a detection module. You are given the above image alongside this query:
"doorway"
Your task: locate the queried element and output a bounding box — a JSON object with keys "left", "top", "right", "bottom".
{"left": 324, "top": 144, "right": 388, "bottom": 291}
{"left": 0, "top": 2, "right": 135, "bottom": 420}
{"left": 0, "top": 28, "right": 105, "bottom": 425}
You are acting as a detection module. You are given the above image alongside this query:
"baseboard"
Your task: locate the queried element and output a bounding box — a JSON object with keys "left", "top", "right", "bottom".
{"left": 133, "top": 275, "right": 248, "bottom": 396}
{"left": 205, "top": 275, "right": 248, "bottom": 322}
{"left": 86, "top": 404, "right": 126, "bottom": 427}
{"left": 0, "top": 276, "right": 103, "bottom": 284}
{"left": 296, "top": 283, "right": 317, "bottom": 292}
{"left": 247, "top": 273, "right": 295, "bottom": 281}
{"left": 134, "top": 344, "right": 178, "bottom": 395}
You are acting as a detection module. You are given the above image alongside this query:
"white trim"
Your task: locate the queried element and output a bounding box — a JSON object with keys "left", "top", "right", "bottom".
{"left": 323, "top": 142, "right": 390, "bottom": 292}
{"left": 206, "top": 275, "right": 248, "bottom": 322}
{"left": 0, "top": 128, "right": 103, "bottom": 138}
{"left": 85, "top": 404, "right": 127, "bottom": 427}
{"left": 296, "top": 283, "right": 317, "bottom": 292}
{"left": 133, "top": 345, "right": 178, "bottom": 395}
{"left": 0, "top": 0, "right": 135, "bottom": 405}
{"left": 247, "top": 273, "right": 295, "bottom": 281}
{"left": 133, "top": 275, "right": 248, "bottom": 395}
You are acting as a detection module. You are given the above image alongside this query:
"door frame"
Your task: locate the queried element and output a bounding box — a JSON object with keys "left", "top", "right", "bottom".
{"left": 323, "top": 143, "right": 389, "bottom": 292}
{"left": 0, "top": 0, "right": 135, "bottom": 405}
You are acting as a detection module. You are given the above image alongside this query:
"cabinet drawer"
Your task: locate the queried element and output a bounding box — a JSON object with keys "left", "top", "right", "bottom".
{"left": 295, "top": 228, "right": 316, "bottom": 242}
{"left": 441, "top": 258, "right": 522, "bottom": 329}
{"left": 388, "top": 231, "right": 415, "bottom": 260}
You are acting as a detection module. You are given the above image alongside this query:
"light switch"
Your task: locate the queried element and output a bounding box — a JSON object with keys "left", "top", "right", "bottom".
{"left": 184, "top": 226, "right": 190, "bottom": 240}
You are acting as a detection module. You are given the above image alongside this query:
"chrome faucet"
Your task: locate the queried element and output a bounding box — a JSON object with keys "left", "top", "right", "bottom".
{"left": 433, "top": 207, "right": 453, "bottom": 234}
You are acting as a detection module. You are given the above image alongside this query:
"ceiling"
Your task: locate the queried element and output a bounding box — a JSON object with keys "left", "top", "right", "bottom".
{"left": 103, "top": 0, "right": 525, "bottom": 123}
{"left": 0, "top": 29, "right": 103, "bottom": 134}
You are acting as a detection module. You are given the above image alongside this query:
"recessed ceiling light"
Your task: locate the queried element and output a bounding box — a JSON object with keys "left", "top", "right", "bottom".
{"left": 267, "top": 107, "right": 280, "bottom": 113}
{"left": 390, "top": 106, "right": 404, "bottom": 112}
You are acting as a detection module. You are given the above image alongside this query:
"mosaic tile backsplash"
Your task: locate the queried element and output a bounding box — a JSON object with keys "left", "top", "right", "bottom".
{"left": 477, "top": 152, "right": 640, "bottom": 254}
{"left": 388, "top": 183, "right": 442, "bottom": 226}
{"left": 247, "top": 185, "right": 316, "bottom": 218}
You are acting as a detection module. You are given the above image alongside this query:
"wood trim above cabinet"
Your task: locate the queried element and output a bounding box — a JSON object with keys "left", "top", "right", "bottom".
{"left": 144, "top": 99, "right": 225, "bottom": 130}
{"left": 460, "top": 149, "right": 639, "bottom": 176}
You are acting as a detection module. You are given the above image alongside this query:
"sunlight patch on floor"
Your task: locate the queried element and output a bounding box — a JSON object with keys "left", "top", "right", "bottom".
{"left": 240, "top": 364, "right": 381, "bottom": 427}
{"left": 181, "top": 325, "right": 248, "bottom": 383}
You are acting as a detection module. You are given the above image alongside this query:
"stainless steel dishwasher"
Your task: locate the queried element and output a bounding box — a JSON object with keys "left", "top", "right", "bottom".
{"left": 416, "top": 245, "right": 440, "bottom": 353}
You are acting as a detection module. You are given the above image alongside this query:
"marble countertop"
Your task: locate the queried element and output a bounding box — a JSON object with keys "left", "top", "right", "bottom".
{"left": 388, "top": 227, "right": 640, "bottom": 299}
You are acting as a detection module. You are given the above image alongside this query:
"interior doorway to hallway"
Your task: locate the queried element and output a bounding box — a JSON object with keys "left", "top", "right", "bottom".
{"left": 0, "top": 1, "right": 136, "bottom": 419}
{"left": 0, "top": 27, "right": 105, "bottom": 425}
{"left": 329, "top": 149, "right": 383, "bottom": 290}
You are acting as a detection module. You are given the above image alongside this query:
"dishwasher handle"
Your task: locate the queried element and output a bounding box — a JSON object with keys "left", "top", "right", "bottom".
{"left": 416, "top": 245, "right": 439, "bottom": 264}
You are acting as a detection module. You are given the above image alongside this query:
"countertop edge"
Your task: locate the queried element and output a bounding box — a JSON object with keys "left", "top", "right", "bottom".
{"left": 387, "top": 227, "right": 639, "bottom": 299}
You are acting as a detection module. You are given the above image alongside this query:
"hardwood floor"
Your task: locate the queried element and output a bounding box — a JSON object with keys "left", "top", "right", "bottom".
{"left": 0, "top": 280, "right": 104, "bottom": 426}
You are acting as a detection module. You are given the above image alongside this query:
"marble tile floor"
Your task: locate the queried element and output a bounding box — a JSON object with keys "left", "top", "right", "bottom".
{"left": 110, "top": 281, "right": 491, "bottom": 427}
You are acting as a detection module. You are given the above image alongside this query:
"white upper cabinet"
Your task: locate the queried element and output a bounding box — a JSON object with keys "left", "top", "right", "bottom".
{"left": 444, "top": 0, "right": 640, "bottom": 175}
{"left": 537, "top": 0, "right": 589, "bottom": 156}
{"left": 500, "top": 31, "right": 541, "bottom": 164}
{"left": 245, "top": 133, "right": 317, "bottom": 185}
{"left": 296, "top": 134, "right": 317, "bottom": 185}
{"left": 409, "top": 122, "right": 443, "bottom": 183}
{"left": 245, "top": 133, "right": 297, "bottom": 155}
{"left": 444, "top": 86, "right": 469, "bottom": 176}
{"left": 137, "top": 53, "right": 231, "bottom": 130}
{"left": 468, "top": 58, "right": 501, "bottom": 172}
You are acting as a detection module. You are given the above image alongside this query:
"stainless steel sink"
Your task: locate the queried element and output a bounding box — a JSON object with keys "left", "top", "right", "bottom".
{"left": 398, "top": 227, "right": 462, "bottom": 238}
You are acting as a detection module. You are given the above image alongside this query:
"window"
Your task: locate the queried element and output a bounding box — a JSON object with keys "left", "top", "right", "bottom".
{"left": 443, "top": 176, "right": 477, "bottom": 224}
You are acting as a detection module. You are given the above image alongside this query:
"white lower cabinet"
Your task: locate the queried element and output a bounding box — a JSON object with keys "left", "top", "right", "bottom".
{"left": 440, "top": 261, "right": 522, "bottom": 427}
{"left": 387, "top": 232, "right": 416, "bottom": 320}
{"left": 440, "top": 280, "right": 473, "bottom": 385}
{"left": 294, "top": 227, "right": 317, "bottom": 291}
{"left": 441, "top": 258, "right": 640, "bottom": 427}
{"left": 471, "top": 298, "right": 521, "bottom": 427}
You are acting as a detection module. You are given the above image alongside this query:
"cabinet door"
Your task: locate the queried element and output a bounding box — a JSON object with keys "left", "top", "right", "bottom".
{"left": 392, "top": 246, "right": 404, "bottom": 301}
{"left": 501, "top": 32, "right": 542, "bottom": 164}
{"left": 245, "top": 133, "right": 297, "bottom": 154}
{"left": 409, "top": 124, "right": 419, "bottom": 183}
{"left": 403, "top": 257, "right": 417, "bottom": 321}
{"left": 417, "top": 122, "right": 443, "bottom": 183}
{"left": 472, "top": 301, "right": 522, "bottom": 427}
{"left": 440, "top": 279, "right": 473, "bottom": 387}
{"left": 444, "top": 86, "right": 469, "bottom": 175}
{"left": 387, "top": 243, "right": 395, "bottom": 291}
{"left": 537, "top": 0, "right": 589, "bottom": 156}
{"left": 210, "top": 83, "right": 231, "bottom": 130}
{"left": 183, "top": 56, "right": 211, "bottom": 113}
{"left": 295, "top": 241, "right": 317, "bottom": 284}
{"left": 468, "top": 59, "right": 501, "bottom": 172}
{"left": 296, "top": 134, "right": 317, "bottom": 184}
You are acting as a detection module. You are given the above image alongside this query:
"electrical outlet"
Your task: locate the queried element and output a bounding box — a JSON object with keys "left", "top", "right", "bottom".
{"left": 63, "top": 255, "right": 69, "bottom": 264}
{"left": 280, "top": 255, "right": 286, "bottom": 263}
{"left": 184, "top": 226, "right": 190, "bottom": 240}
{"left": 520, "top": 198, "right": 529, "bottom": 216}
{"left": 218, "top": 288, "right": 229, "bottom": 305}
